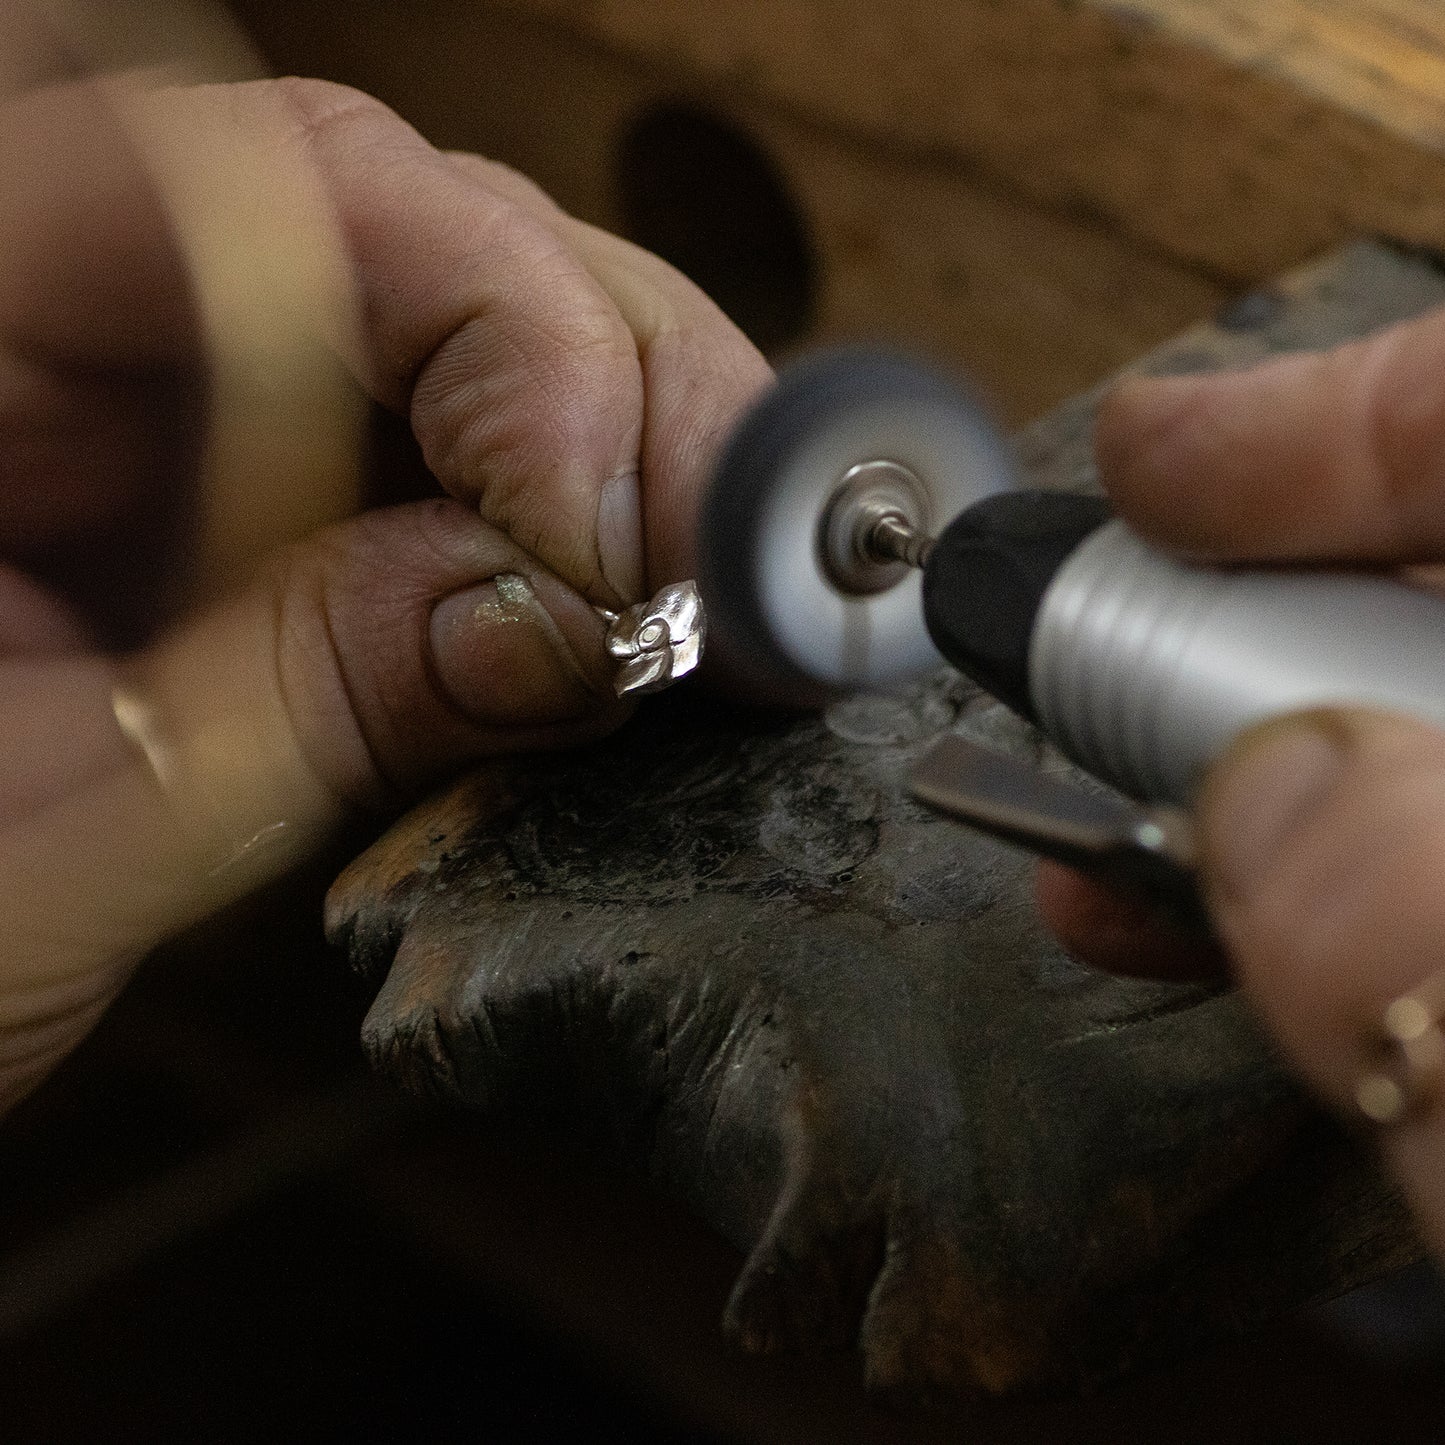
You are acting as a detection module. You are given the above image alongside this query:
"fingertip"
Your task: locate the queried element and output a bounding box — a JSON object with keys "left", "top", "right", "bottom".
{"left": 637, "top": 333, "right": 772, "bottom": 590}
{"left": 1094, "top": 369, "right": 1250, "bottom": 555}
{"left": 1094, "top": 317, "right": 1445, "bottom": 566}
{"left": 1094, "top": 373, "right": 1200, "bottom": 486}
{"left": 1093, "top": 373, "right": 1208, "bottom": 521}
{"left": 1094, "top": 353, "right": 1336, "bottom": 558}
{"left": 271, "top": 498, "right": 632, "bottom": 811}
{"left": 1034, "top": 860, "right": 1227, "bottom": 982}
{"left": 1196, "top": 712, "right": 1350, "bottom": 908}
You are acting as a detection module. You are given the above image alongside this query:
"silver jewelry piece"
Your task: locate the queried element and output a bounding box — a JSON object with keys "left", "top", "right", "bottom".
{"left": 598, "top": 581, "right": 707, "bottom": 698}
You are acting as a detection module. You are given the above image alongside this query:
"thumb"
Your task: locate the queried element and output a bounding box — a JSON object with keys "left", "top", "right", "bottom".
{"left": 1199, "top": 708, "right": 1445, "bottom": 1254}
{"left": 0, "top": 497, "right": 622, "bottom": 1111}
{"left": 131, "top": 496, "right": 623, "bottom": 848}
{"left": 1095, "top": 307, "right": 1445, "bottom": 563}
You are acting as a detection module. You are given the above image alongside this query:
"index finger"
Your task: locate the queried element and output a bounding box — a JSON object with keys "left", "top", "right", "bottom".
{"left": 1096, "top": 308, "right": 1445, "bottom": 563}
{"left": 444, "top": 150, "right": 773, "bottom": 593}
{"left": 205, "top": 78, "right": 769, "bottom": 608}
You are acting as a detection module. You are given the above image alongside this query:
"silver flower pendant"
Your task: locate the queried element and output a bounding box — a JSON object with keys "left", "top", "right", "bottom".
{"left": 598, "top": 581, "right": 707, "bottom": 698}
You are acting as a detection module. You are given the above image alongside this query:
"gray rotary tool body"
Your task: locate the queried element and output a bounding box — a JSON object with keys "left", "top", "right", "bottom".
{"left": 701, "top": 350, "right": 1445, "bottom": 810}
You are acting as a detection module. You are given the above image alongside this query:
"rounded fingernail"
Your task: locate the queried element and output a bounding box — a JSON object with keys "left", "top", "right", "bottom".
{"left": 429, "top": 573, "right": 601, "bottom": 727}
{"left": 597, "top": 470, "right": 644, "bottom": 605}
{"left": 1201, "top": 715, "right": 1347, "bottom": 902}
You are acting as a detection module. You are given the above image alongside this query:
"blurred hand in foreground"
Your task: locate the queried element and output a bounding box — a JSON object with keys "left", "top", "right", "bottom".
{"left": 1039, "top": 307, "right": 1445, "bottom": 1255}
{"left": 0, "top": 69, "right": 770, "bottom": 1112}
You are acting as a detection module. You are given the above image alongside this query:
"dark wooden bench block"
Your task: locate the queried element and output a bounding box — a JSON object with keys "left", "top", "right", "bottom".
{"left": 326, "top": 241, "right": 1433, "bottom": 1400}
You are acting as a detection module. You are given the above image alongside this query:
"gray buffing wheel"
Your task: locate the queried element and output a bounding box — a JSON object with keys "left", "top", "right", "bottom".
{"left": 700, "top": 348, "right": 1016, "bottom": 694}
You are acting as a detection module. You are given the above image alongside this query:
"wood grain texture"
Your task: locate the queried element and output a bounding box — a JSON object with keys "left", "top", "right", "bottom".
{"left": 228, "top": 0, "right": 1226, "bottom": 424}
{"left": 1119, "top": 0, "right": 1445, "bottom": 139}
{"left": 228, "top": 0, "right": 1445, "bottom": 417}
{"left": 501, "top": 0, "right": 1445, "bottom": 279}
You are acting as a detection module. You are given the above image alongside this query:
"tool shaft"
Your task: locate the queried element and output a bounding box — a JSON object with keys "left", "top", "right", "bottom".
{"left": 867, "top": 513, "right": 935, "bottom": 570}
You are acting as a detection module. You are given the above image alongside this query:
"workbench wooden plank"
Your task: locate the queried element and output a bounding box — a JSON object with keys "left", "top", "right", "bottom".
{"left": 503, "top": 0, "right": 1445, "bottom": 281}
{"left": 229, "top": 0, "right": 1445, "bottom": 421}
{"left": 229, "top": 0, "right": 1227, "bottom": 425}
{"left": 731, "top": 111, "right": 1227, "bottom": 424}
{"left": 1121, "top": 0, "right": 1445, "bottom": 138}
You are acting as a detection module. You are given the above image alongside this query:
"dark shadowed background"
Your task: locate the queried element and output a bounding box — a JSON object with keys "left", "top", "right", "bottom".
{"left": 9, "top": 2, "right": 1445, "bottom": 1440}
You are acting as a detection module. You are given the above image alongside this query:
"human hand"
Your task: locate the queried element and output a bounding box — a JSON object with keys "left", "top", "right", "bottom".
{"left": 1038, "top": 309, "right": 1445, "bottom": 1253}
{"left": 0, "top": 70, "right": 769, "bottom": 1112}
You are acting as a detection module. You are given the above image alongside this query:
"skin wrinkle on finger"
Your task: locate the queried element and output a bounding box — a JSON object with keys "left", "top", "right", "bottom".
{"left": 243, "top": 79, "right": 639, "bottom": 412}
{"left": 444, "top": 149, "right": 702, "bottom": 347}
{"left": 442, "top": 149, "right": 563, "bottom": 218}
{"left": 276, "top": 540, "right": 396, "bottom": 812}
{"left": 273, "top": 505, "right": 470, "bottom": 811}
{"left": 545, "top": 220, "right": 773, "bottom": 584}
{"left": 409, "top": 202, "right": 632, "bottom": 415}
{"left": 412, "top": 302, "right": 643, "bottom": 596}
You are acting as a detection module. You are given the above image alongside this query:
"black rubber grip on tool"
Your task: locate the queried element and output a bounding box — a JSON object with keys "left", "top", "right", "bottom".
{"left": 922, "top": 490, "right": 1113, "bottom": 721}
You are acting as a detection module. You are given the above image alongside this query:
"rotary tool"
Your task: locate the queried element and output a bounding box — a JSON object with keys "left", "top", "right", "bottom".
{"left": 698, "top": 348, "right": 1445, "bottom": 891}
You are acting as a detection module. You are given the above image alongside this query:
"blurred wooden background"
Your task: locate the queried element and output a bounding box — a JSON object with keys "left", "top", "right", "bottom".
{"left": 226, "top": 0, "right": 1445, "bottom": 425}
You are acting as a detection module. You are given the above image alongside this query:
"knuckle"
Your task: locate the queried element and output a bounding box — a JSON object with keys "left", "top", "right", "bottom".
{"left": 614, "top": 258, "right": 687, "bottom": 346}
{"left": 450, "top": 151, "right": 562, "bottom": 214}
{"left": 266, "top": 75, "right": 401, "bottom": 151}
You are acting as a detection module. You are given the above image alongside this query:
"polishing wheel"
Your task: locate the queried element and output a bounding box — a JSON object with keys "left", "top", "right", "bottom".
{"left": 700, "top": 348, "right": 1016, "bottom": 694}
